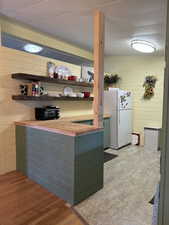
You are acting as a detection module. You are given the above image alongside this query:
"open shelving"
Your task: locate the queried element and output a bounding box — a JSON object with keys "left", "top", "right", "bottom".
{"left": 12, "top": 73, "right": 93, "bottom": 87}
{"left": 12, "top": 95, "right": 93, "bottom": 101}
{"left": 11, "top": 73, "right": 93, "bottom": 102}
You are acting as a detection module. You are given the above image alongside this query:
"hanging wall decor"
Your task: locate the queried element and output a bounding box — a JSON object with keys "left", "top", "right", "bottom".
{"left": 143, "top": 75, "right": 157, "bottom": 99}
{"left": 104, "top": 74, "right": 121, "bottom": 89}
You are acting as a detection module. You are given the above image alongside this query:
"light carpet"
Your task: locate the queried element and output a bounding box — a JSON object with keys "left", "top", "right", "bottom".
{"left": 75, "top": 146, "right": 160, "bottom": 225}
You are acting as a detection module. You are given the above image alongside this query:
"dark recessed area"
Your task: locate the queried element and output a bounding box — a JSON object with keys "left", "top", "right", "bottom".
{"left": 1, "top": 32, "right": 93, "bottom": 66}
{"left": 104, "top": 152, "right": 118, "bottom": 163}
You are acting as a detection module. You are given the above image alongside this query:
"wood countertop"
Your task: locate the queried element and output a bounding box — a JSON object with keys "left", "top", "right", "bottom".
{"left": 15, "top": 114, "right": 111, "bottom": 136}
{"left": 58, "top": 114, "right": 111, "bottom": 122}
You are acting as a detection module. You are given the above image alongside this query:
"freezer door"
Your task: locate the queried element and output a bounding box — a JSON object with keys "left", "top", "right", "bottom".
{"left": 118, "top": 109, "right": 132, "bottom": 148}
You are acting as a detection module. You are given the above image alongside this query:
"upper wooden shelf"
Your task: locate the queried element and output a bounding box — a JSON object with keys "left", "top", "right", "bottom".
{"left": 12, "top": 73, "right": 93, "bottom": 88}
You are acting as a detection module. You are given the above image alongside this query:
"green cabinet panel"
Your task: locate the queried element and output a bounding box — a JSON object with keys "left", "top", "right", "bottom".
{"left": 16, "top": 125, "right": 103, "bottom": 205}
{"left": 75, "top": 118, "right": 111, "bottom": 149}
{"left": 103, "top": 118, "right": 111, "bottom": 149}
{"left": 74, "top": 132, "right": 103, "bottom": 204}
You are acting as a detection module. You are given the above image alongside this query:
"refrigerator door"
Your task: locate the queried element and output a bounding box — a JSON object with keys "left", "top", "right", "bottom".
{"left": 104, "top": 89, "right": 132, "bottom": 149}
{"left": 117, "top": 109, "right": 132, "bottom": 148}
{"left": 104, "top": 90, "right": 119, "bottom": 149}
{"left": 104, "top": 90, "right": 118, "bottom": 114}
{"left": 109, "top": 111, "right": 118, "bottom": 149}
{"left": 119, "top": 90, "right": 132, "bottom": 110}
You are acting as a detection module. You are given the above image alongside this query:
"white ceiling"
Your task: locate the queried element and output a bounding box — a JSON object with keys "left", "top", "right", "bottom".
{"left": 0, "top": 0, "right": 167, "bottom": 56}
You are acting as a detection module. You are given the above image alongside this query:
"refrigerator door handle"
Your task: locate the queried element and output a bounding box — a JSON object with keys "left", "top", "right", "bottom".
{"left": 119, "top": 100, "right": 120, "bottom": 124}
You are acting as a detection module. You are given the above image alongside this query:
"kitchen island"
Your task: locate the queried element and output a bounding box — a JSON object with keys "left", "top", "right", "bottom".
{"left": 15, "top": 114, "right": 110, "bottom": 205}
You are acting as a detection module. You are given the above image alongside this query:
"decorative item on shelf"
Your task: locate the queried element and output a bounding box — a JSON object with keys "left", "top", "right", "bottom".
{"left": 47, "top": 62, "right": 55, "bottom": 78}
{"left": 81, "top": 66, "right": 94, "bottom": 83}
{"left": 79, "top": 77, "right": 84, "bottom": 82}
{"left": 143, "top": 75, "right": 157, "bottom": 99}
{"left": 63, "top": 87, "right": 90, "bottom": 98}
{"left": 63, "top": 87, "right": 74, "bottom": 97}
{"left": 77, "top": 93, "right": 84, "bottom": 98}
{"left": 20, "top": 82, "right": 45, "bottom": 97}
{"left": 104, "top": 73, "right": 120, "bottom": 89}
{"left": 56, "top": 65, "right": 71, "bottom": 80}
{"left": 20, "top": 85, "right": 28, "bottom": 96}
{"left": 69, "top": 93, "right": 77, "bottom": 97}
{"left": 54, "top": 66, "right": 58, "bottom": 79}
{"left": 82, "top": 91, "right": 91, "bottom": 98}
{"left": 68, "top": 75, "right": 77, "bottom": 81}
{"left": 47, "top": 91, "right": 62, "bottom": 97}
{"left": 87, "top": 71, "right": 94, "bottom": 83}
{"left": 63, "top": 87, "right": 78, "bottom": 97}
{"left": 39, "top": 86, "right": 45, "bottom": 96}
{"left": 27, "top": 82, "right": 40, "bottom": 96}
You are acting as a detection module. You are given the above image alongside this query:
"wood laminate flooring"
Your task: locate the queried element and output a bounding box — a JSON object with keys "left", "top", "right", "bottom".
{"left": 0, "top": 171, "right": 88, "bottom": 225}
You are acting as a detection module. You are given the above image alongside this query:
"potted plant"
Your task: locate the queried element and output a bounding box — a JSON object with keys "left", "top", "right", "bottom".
{"left": 104, "top": 74, "right": 121, "bottom": 89}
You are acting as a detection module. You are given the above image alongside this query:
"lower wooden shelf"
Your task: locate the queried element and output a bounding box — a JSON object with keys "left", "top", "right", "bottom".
{"left": 12, "top": 95, "right": 94, "bottom": 101}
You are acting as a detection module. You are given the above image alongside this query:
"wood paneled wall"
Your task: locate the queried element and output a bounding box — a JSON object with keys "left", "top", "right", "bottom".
{"left": 0, "top": 46, "right": 92, "bottom": 175}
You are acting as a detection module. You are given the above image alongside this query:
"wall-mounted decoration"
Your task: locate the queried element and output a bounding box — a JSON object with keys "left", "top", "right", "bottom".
{"left": 104, "top": 74, "right": 120, "bottom": 89}
{"left": 143, "top": 76, "right": 157, "bottom": 99}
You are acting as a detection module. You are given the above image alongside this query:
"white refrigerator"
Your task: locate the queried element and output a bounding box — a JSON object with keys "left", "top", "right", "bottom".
{"left": 104, "top": 88, "right": 132, "bottom": 149}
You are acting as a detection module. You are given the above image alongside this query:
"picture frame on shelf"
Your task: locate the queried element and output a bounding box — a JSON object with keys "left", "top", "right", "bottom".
{"left": 81, "top": 66, "right": 94, "bottom": 83}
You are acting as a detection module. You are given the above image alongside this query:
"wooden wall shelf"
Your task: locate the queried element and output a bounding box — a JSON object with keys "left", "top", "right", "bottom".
{"left": 12, "top": 95, "right": 94, "bottom": 101}
{"left": 12, "top": 73, "right": 93, "bottom": 88}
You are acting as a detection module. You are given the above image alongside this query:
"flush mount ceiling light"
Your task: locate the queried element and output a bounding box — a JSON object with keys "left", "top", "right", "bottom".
{"left": 131, "top": 40, "right": 156, "bottom": 53}
{"left": 23, "top": 44, "right": 43, "bottom": 53}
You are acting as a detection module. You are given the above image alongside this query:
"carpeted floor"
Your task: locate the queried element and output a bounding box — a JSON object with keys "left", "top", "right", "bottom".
{"left": 75, "top": 146, "right": 160, "bottom": 225}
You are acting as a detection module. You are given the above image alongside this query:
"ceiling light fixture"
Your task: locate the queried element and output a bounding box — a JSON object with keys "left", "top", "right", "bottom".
{"left": 131, "top": 40, "right": 156, "bottom": 53}
{"left": 23, "top": 44, "right": 43, "bottom": 53}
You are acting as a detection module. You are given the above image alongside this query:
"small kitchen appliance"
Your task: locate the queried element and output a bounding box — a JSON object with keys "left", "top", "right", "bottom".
{"left": 35, "top": 106, "right": 60, "bottom": 120}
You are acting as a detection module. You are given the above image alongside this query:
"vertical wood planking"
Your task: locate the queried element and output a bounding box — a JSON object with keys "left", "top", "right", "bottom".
{"left": 0, "top": 47, "right": 92, "bottom": 175}
{"left": 93, "top": 10, "right": 105, "bottom": 128}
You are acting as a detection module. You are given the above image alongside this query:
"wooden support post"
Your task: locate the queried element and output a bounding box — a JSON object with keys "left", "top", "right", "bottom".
{"left": 93, "top": 10, "right": 105, "bottom": 128}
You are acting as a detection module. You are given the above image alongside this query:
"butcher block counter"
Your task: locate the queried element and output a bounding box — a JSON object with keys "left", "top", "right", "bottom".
{"left": 15, "top": 114, "right": 110, "bottom": 136}
{"left": 15, "top": 114, "right": 110, "bottom": 205}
